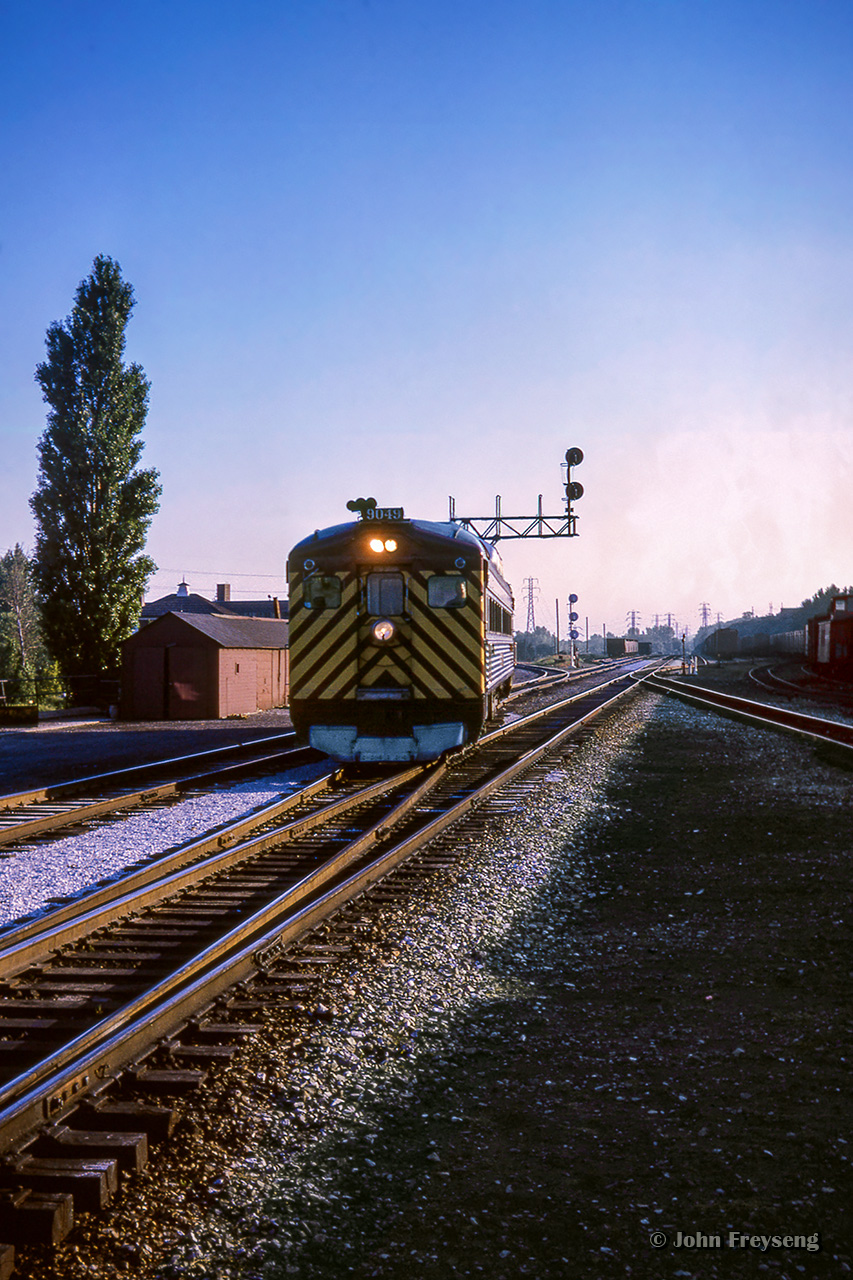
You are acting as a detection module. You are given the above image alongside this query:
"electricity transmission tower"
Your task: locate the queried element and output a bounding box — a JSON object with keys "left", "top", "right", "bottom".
{"left": 626, "top": 610, "right": 641, "bottom": 636}
{"left": 523, "top": 578, "right": 540, "bottom": 632}
{"left": 699, "top": 601, "right": 711, "bottom": 628}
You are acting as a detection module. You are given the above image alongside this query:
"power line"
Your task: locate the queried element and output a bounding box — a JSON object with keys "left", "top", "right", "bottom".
{"left": 150, "top": 568, "right": 284, "bottom": 580}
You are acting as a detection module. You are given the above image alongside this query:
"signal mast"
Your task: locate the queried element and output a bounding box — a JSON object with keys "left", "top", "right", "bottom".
{"left": 448, "top": 449, "right": 584, "bottom": 541}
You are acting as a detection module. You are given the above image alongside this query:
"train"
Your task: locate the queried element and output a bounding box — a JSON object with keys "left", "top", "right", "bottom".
{"left": 287, "top": 509, "right": 515, "bottom": 762}
{"left": 697, "top": 592, "right": 853, "bottom": 678}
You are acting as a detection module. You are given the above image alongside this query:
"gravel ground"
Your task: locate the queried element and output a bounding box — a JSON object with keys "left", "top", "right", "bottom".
{"left": 0, "top": 760, "right": 330, "bottom": 931}
{"left": 687, "top": 661, "right": 853, "bottom": 728}
{"left": 13, "top": 689, "right": 853, "bottom": 1280}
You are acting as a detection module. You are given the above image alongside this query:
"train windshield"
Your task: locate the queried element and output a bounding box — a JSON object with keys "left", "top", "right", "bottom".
{"left": 304, "top": 575, "right": 342, "bottom": 610}
{"left": 428, "top": 575, "right": 467, "bottom": 608}
{"left": 366, "top": 573, "right": 404, "bottom": 616}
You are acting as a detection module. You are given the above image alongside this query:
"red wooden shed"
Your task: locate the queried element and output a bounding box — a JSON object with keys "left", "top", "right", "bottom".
{"left": 121, "top": 613, "right": 289, "bottom": 720}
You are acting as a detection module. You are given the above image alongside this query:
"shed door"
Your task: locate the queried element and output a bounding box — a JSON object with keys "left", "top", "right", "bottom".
{"left": 132, "top": 647, "right": 167, "bottom": 720}
{"left": 166, "top": 646, "right": 208, "bottom": 719}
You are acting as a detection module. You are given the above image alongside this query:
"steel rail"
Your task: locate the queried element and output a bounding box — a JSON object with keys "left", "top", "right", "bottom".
{"left": 0, "top": 666, "right": 640, "bottom": 966}
{"left": 0, "top": 672, "right": 640, "bottom": 1153}
{"left": 0, "top": 764, "right": 434, "bottom": 977}
{"left": 0, "top": 743, "right": 322, "bottom": 850}
{"left": 0, "top": 730, "right": 299, "bottom": 813}
{"left": 483, "top": 669, "right": 636, "bottom": 744}
{"left": 505, "top": 659, "right": 635, "bottom": 702}
{"left": 746, "top": 664, "right": 808, "bottom": 697}
{"left": 0, "top": 664, "right": 626, "bottom": 844}
{"left": 640, "top": 673, "right": 853, "bottom": 766}
{"left": 0, "top": 763, "right": 449, "bottom": 1149}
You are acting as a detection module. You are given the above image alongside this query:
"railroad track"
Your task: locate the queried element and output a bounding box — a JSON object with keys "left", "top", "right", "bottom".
{"left": 0, "top": 665, "right": 644, "bottom": 1267}
{"left": 0, "top": 733, "right": 320, "bottom": 850}
{"left": 0, "top": 664, "right": 628, "bottom": 852}
{"left": 503, "top": 657, "right": 643, "bottom": 714}
{"left": 747, "top": 661, "right": 853, "bottom": 709}
{"left": 640, "top": 672, "right": 853, "bottom": 767}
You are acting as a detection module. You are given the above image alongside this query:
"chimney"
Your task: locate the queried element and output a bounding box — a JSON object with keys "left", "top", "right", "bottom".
{"left": 216, "top": 583, "right": 231, "bottom": 603}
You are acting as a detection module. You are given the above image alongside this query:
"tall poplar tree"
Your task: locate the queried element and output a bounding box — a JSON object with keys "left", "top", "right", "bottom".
{"left": 30, "top": 256, "right": 161, "bottom": 677}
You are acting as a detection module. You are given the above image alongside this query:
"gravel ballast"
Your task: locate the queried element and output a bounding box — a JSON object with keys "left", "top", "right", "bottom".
{"left": 0, "top": 761, "right": 330, "bottom": 930}
{"left": 12, "top": 689, "right": 853, "bottom": 1279}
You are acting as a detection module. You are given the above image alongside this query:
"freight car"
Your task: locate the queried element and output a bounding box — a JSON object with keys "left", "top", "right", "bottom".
{"left": 807, "top": 593, "right": 853, "bottom": 675}
{"left": 606, "top": 637, "right": 639, "bottom": 657}
{"left": 287, "top": 510, "right": 515, "bottom": 762}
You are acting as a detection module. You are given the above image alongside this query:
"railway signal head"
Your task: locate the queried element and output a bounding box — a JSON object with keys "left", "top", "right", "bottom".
{"left": 564, "top": 447, "right": 584, "bottom": 506}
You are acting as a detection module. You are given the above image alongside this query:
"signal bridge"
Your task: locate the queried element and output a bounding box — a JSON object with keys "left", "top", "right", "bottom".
{"left": 448, "top": 448, "right": 584, "bottom": 542}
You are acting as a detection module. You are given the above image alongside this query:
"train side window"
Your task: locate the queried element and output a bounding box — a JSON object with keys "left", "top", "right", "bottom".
{"left": 304, "top": 575, "right": 342, "bottom": 610}
{"left": 428, "top": 575, "right": 467, "bottom": 608}
{"left": 366, "top": 573, "right": 404, "bottom": 616}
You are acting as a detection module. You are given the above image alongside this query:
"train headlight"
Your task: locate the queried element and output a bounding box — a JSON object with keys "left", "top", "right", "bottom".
{"left": 368, "top": 537, "right": 399, "bottom": 554}
{"left": 384, "top": 538, "right": 397, "bottom": 552}
{"left": 369, "top": 538, "right": 385, "bottom": 553}
{"left": 371, "top": 619, "right": 396, "bottom": 644}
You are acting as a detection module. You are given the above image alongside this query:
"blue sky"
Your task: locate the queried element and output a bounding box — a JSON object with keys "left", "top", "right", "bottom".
{"left": 2, "top": 0, "right": 852, "bottom": 636}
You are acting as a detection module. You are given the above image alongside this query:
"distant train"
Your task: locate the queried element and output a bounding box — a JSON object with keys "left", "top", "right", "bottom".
{"left": 699, "top": 628, "right": 806, "bottom": 660}
{"left": 287, "top": 510, "right": 515, "bottom": 762}
{"left": 698, "top": 591, "right": 853, "bottom": 678}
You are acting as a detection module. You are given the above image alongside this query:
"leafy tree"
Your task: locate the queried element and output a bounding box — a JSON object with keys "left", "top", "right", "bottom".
{"left": 0, "top": 545, "right": 60, "bottom": 702}
{"left": 514, "top": 626, "right": 557, "bottom": 660}
{"left": 800, "top": 583, "right": 852, "bottom": 617}
{"left": 30, "top": 256, "right": 161, "bottom": 677}
{"left": 0, "top": 545, "right": 39, "bottom": 675}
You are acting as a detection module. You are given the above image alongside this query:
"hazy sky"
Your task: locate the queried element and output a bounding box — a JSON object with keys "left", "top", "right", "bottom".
{"left": 2, "top": 0, "right": 852, "bottom": 638}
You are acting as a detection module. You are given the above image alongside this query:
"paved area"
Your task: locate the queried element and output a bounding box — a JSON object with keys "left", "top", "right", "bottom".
{"left": 0, "top": 709, "right": 294, "bottom": 794}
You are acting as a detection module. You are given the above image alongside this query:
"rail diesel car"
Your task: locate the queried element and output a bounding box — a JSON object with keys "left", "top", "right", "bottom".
{"left": 287, "top": 512, "right": 515, "bottom": 762}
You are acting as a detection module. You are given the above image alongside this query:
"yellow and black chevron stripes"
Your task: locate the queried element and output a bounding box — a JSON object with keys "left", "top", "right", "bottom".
{"left": 289, "top": 571, "right": 360, "bottom": 701}
{"left": 407, "top": 569, "right": 484, "bottom": 699}
{"left": 357, "top": 620, "right": 411, "bottom": 689}
{"left": 290, "top": 566, "right": 487, "bottom": 704}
